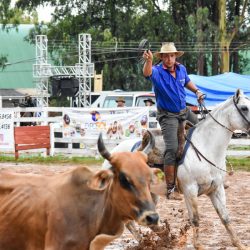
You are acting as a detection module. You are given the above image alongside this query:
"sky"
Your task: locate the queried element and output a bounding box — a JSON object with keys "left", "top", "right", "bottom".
{"left": 11, "top": 0, "right": 53, "bottom": 22}
{"left": 36, "top": 5, "right": 54, "bottom": 22}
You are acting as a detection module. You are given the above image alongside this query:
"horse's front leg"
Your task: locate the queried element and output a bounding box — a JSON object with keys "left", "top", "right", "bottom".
{"left": 183, "top": 189, "right": 204, "bottom": 250}
{"left": 209, "top": 185, "right": 249, "bottom": 250}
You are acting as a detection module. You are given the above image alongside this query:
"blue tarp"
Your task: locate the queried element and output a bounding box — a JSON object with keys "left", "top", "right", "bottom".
{"left": 186, "top": 72, "right": 250, "bottom": 107}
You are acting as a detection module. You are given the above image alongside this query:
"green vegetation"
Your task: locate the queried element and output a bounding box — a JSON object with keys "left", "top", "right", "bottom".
{"left": 0, "top": 155, "right": 103, "bottom": 165}
{"left": 2, "top": 0, "right": 250, "bottom": 90}
{"left": 228, "top": 145, "right": 250, "bottom": 151}
{"left": 0, "top": 155, "right": 249, "bottom": 171}
{"left": 226, "top": 157, "right": 250, "bottom": 172}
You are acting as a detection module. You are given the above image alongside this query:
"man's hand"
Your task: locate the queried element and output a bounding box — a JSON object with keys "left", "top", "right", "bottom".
{"left": 143, "top": 50, "right": 153, "bottom": 62}
{"left": 196, "top": 90, "right": 205, "bottom": 104}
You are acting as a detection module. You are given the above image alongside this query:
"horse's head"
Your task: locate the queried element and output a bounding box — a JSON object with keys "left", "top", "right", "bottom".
{"left": 230, "top": 89, "right": 250, "bottom": 135}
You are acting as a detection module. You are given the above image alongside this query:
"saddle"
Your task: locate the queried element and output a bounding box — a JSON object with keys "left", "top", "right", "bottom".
{"left": 137, "top": 122, "right": 195, "bottom": 169}
{"left": 137, "top": 129, "right": 164, "bottom": 169}
{"left": 176, "top": 120, "right": 194, "bottom": 160}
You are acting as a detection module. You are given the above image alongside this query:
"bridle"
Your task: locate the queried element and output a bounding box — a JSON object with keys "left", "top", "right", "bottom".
{"left": 233, "top": 95, "right": 250, "bottom": 128}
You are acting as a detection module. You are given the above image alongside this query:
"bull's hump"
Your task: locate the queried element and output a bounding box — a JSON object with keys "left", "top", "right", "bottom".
{"left": 70, "top": 166, "right": 94, "bottom": 185}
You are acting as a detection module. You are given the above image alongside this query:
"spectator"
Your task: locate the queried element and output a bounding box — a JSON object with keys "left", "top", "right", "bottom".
{"left": 144, "top": 98, "right": 155, "bottom": 107}
{"left": 20, "top": 94, "right": 35, "bottom": 126}
{"left": 116, "top": 97, "right": 126, "bottom": 107}
{"left": 24, "top": 94, "right": 35, "bottom": 107}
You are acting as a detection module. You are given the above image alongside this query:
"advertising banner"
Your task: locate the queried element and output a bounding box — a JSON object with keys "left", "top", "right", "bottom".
{"left": 62, "top": 107, "right": 149, "bottom": 140}
{"left": 0, "top": 110, "right": 14, "bottom": 149}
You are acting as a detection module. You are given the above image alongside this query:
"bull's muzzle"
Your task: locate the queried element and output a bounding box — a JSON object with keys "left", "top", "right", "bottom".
{"left": 138, "top": 211, "right": 159, "bottom": 226}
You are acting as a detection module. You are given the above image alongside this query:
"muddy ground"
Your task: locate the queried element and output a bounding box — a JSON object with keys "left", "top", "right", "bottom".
{"left": 0, "top": 163, "right": 249, "bottom": 250}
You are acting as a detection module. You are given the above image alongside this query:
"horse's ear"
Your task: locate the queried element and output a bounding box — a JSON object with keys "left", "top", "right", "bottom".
{"left": 235, "top": 89, "right": 243, "bottom": 99}
{"left": 234, "top": 89, "right": 243, "bottom": 104}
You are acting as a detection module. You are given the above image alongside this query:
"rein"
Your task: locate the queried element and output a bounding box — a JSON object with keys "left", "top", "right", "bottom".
{"left": 199, "top": 96, "right": 250, "bottom": 136}
{"left": 199, "top": 103, "right": 236, "bottom": 135}
{"left": 184, "top": 134, "right": 234, "bottom": 175}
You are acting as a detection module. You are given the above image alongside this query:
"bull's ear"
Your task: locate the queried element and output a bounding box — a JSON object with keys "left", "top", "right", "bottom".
{"left": 150, "top": 168, "right": 166, "bottom": 196}
{"left": 87, "top": 170, "right": 114, "bottom": 191}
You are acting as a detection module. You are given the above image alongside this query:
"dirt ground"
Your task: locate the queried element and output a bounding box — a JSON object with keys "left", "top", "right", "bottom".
{"left": 0, "top": 162, "right": 249, "bottom": 250}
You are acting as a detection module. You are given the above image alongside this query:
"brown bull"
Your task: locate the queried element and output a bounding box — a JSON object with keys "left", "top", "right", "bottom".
{"left": 0, "top": 132, "right": 160, "bottom": 250}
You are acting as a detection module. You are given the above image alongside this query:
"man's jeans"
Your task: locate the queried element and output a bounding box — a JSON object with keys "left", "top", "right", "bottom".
{"left": 156, "top": 109, "right": 187, "bottom": 166}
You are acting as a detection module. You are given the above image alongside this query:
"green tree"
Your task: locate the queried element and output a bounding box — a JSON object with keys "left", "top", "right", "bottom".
{"left": 5, "top": 0, "right": 250, "bottom": 89}
{"left": 219, "top": 0, "right": 249, "bottom": 73}
{"left": 0, "top": 56, "right": 7, "bottom": 70}
{"left": 0, "top": 2, "right": 39, "bottom": 68}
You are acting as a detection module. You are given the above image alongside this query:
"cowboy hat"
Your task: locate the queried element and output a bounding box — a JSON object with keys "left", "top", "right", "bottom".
{"left": 154, "top": 42, "right": 184, "bottom": 59}
{"left": 116, "top": 96, "right": 126, "bottom": 103}
{"left": 143, "top": 98, "right": 155, "bottom": 105}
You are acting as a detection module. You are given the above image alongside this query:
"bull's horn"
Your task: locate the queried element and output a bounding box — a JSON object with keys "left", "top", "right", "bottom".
{"left": 142, "top": 130, "right": 155, "bottom": 155}
{"left": 97, "top": 133, "right": 111, "bottom": 160}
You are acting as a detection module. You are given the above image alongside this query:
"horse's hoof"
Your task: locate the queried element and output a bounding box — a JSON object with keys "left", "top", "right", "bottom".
{"left": 234, "top": 243, "right": 250, "bottom": 250}
{"left": 240, "top": 246, "right": 250, "bottom": 250}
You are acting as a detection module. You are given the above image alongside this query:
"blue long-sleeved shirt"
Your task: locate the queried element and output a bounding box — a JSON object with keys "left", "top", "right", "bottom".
{"left": 148, "top": 63, "right": 190, "bottom": 113}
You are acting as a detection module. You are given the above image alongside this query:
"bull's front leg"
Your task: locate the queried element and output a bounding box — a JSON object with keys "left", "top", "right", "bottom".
{"left": 90, "top": 224, "right": 125, "bottom": 250}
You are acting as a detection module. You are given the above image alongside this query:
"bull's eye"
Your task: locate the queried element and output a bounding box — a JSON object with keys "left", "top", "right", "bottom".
{"left": 240, "top": 105, "right": 248, "bottom": 112}
{"left": 119, "top": 172, "right": 133, "bottom": 191}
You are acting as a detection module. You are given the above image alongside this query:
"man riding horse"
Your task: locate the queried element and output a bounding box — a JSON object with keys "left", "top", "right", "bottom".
{"left": 143, "top": 42, "right": 205, "bottom": 200}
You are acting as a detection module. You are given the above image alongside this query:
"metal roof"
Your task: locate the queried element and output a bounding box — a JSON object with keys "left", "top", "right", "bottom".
{"left": 0, "top": 88, "right": 38, "bottom": 98}
{"left": 0, "top": 24, "right": 36, "bottom": 89}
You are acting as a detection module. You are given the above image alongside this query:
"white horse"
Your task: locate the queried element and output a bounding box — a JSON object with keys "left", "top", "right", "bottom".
{"left": 178, "top": 89, "right": 250, "bottom": 250}
{"left": 102, "top": 89, "right": 250, "bottom": 249}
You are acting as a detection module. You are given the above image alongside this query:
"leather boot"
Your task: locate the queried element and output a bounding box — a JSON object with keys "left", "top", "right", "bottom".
{"left": 164, "top": 165, "right": 182, "bottom": 200}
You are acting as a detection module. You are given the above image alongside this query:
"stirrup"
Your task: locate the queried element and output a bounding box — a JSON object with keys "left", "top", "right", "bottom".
{"left": 167, "top": 186, "right": 175, "bottom": 197}
{"left": 167, "top": 186, "right": 182, "bottom": 200}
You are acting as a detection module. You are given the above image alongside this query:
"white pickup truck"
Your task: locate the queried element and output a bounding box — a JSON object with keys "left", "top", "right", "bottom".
{"left": 91, "top": 90, "right": 200, "bottom": 128}
{"left": 91, "top": 90, "right": 156, "bottom": 108}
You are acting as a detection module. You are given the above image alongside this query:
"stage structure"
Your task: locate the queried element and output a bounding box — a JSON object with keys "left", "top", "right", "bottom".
{"left": 33, "top": 34, "right": 94, "bottom": 107}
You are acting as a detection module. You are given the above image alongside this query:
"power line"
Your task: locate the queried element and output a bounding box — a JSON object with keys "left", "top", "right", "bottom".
{"left": 4, "top": 57, "right": 39, "bottom": 66}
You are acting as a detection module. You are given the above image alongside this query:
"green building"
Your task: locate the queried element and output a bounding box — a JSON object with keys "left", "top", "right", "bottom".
{"left": 0, "top": 24, "right": 36, "bottom": 107}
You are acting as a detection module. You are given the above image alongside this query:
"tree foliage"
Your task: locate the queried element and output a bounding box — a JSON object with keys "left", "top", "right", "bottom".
{"left": 2, "top": 0, "right": 250, "bottom": 90}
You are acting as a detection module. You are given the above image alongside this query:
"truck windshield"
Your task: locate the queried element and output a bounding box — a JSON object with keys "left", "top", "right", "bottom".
{"left": 135, "top": 96, "right": 156, "bottom": 107}
{"left": 103, "top": 96, "right": 133, "bottom": 108}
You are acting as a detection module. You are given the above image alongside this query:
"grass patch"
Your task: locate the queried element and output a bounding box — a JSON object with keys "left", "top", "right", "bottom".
{"left": 0, "top": 155, "right": 103, "bottom": 165}
{"left": 228, "top": 145, "right": 250, "bottom": 150}
{"left": 0, "top": 155, "right": 249, "bottom": 171}
{"left": 226, "top": 157, "right": 250, "bottom": 172}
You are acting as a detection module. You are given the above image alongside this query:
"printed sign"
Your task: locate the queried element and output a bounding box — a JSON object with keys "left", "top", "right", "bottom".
{"left": 62, "top": 107, "right": 149, "bottom": 140}
{"left": 0, "top": 111, "right": 14, "bottom": 149}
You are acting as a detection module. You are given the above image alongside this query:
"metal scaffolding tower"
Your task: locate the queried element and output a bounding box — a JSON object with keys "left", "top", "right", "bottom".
{"left": 77, "top": 34, "right": 94, "bottom": 107}
{"left": 33, "top": 34, "right": 94, "bottom": 107}
{"left": 34, "top": 35, "right": 49, "bottom": 107}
